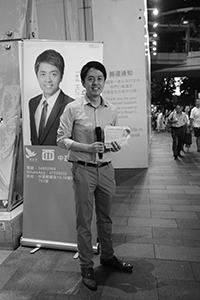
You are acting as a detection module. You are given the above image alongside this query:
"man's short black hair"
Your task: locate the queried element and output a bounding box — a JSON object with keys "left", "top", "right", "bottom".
{"left": 80, "top": 61, "right": 107, "bottom": 82}
{"left": 35, "top": 49, "right": 65, "bottom": 79}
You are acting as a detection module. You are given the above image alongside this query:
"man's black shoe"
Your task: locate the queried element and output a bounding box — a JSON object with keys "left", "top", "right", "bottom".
{"left": 174, "top": 155, "right": 178, "bottom": 160}
{"left": 81, "top": 267, "right": 97, "bottom": 291}
{"left": 100, "top": 256, "right": 133, "bottom": 272}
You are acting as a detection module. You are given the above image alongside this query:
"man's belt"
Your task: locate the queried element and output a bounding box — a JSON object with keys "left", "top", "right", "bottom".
{"left": 76, "top": 161, "right": 111, "bottom": 168}
{"left": 171, "top": 126, "right": 184, "bottom": 130}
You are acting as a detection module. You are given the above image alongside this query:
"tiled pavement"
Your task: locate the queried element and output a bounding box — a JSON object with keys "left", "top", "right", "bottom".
{"left": 0, "top": 130, "right": 200, "bottom": 299}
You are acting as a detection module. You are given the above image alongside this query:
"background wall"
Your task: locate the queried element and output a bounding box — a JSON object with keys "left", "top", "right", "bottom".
{"left": 92, "top": 0, "right": 149, "bottom": 168}
{"left": 0, "top": 0, "right": 150, "bottom": 206}
{"left": 0, "top": 0, "right": 27, "bottom": 206}
{"left": 28, "top": 0, "right": 93, "bottom": 41}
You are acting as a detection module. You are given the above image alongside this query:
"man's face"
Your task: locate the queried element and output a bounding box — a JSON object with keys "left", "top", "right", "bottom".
{"left": 36, "top": 62, "right": 62, "bottom": 98}
{"left": 176, "top": 105, "right": 182, "bottom": 113}
{"left": 196, "top": 99, "right": 200, "bottom": 107}
{"left": 82, "top": 68, "right": 105, "bottom": 99}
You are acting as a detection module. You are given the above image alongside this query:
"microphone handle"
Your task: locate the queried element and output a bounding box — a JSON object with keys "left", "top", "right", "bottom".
{"left": 95, "top": 127, "right": 103, "bottom": 159}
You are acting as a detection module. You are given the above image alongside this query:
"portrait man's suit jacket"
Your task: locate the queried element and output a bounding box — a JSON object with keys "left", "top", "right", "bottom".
{"left": 28, "top": 90, "right": 74, "bottom": 145}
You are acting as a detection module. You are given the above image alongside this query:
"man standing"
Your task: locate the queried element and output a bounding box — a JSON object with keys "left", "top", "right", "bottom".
{"left": 168, "top": 104, "right": 188, "bottom": 159}
{"left": 190, "top": 98, "right": 200, "bottom": 152}
{"left": 29, "top": 49, "right": 73, "bottom": 145}
{"left": 57, "top": 61, "right": 133, "bottom": 291}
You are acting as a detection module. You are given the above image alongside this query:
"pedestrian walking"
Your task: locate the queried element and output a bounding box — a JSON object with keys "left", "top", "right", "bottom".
{"left": 190, "top": 98, "right": 200, "bottom": 152}
{"left": 168, "top": 104, "right": 188, "bottom": 159}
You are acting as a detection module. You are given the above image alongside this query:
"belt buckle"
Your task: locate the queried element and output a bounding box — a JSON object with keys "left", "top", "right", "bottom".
{"left": 96, "top": 161, "right": 102, "bottom": 167}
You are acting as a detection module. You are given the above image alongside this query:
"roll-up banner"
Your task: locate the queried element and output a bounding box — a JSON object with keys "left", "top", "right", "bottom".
{"left": 20, "top": 40, "right": 103, "bottom": 251}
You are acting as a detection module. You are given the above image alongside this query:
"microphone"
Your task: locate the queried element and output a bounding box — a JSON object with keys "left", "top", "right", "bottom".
{"left": 95, "top": 126, "right": 103, "bottom": 159}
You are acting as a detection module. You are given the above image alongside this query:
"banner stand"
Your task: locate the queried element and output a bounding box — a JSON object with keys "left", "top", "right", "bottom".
{"left": 20, "top": 40, "right": 103, "bottom": 255}
{"left": 20, "top": 237, "right": 100, "bottom": 255}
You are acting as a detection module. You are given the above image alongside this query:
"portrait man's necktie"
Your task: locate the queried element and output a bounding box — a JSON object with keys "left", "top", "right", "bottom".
{"left": 38, "top": 100, "right": 48, "bottom": 141}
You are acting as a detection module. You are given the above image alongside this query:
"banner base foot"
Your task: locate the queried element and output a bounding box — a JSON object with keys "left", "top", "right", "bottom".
{"left": 30, "top": 246, "right": 41, "bottom": 254}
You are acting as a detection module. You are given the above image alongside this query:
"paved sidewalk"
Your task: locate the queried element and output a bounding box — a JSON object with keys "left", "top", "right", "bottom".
{"left": 0, "top": 130, "right": 200, "bottom": 299}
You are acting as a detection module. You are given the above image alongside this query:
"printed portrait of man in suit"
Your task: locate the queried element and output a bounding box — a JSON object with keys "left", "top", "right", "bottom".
{"left": 28, "top": 49, "right": 74, "bottom": 146}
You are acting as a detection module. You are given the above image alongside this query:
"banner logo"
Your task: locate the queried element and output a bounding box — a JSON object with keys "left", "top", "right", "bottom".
{"left": 42, "top": 149, "right": 55, "bottom": 161}
{"left": 25, "top": 147, "right": 37, "bottom": 159}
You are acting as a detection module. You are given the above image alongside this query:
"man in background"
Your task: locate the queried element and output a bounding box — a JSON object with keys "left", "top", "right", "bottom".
{"left": 190, "top": 98, "right": 200, "bottom": 152}
{"left": 29, "top": 49, "right": 73, "bottom": 145}
{"left": 168, "top": 104, "right": 188, "bottom": 159}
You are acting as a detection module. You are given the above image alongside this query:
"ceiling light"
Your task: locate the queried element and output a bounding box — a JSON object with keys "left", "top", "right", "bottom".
{"left": 147, "top": 8, "right": 159, "bottom": 16}
{"left": 153, "top": 8, "right": 159, "bottom": 16}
